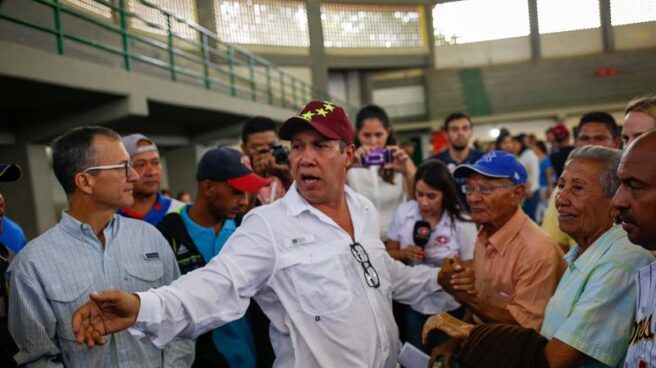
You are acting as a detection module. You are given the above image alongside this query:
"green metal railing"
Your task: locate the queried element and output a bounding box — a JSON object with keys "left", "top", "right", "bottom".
{"left": 0, "top": 0, "right": 354, "bottom": 114}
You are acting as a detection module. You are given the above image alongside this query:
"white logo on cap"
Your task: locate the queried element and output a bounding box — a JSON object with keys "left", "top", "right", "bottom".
{"left": 480, "top": 151, "right": 497, "bottom": 163}
{"left": 514, "top": 172, "right": 520, "bottom": 180}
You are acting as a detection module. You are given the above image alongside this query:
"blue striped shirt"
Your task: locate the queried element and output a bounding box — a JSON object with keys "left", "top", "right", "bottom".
{"left": 7, "top": 212, "right": 194, "bottom": 367}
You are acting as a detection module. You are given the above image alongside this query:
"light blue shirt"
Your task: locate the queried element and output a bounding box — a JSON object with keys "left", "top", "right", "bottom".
{"left": 180, "top": 207, "right": 256, "bottom": 368}
{"left": 7, "top": 212, "right": 195, "bottom": 368}
{"left": 541, "top": 225, "right": 654, "bottom": 367}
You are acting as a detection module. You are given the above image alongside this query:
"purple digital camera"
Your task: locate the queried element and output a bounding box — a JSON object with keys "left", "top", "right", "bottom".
{"left": 361, "top": 148, "right": 392, "bottom": 166}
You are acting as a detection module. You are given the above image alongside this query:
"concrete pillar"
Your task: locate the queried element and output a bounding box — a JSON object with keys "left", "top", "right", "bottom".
{"left": 422, "top": 3, "right": 436, "bottom": 69}
{"left": 306, "top": 0, "right": 329, "bottom": 95}
{"left": 528, "top": 0, "right": 541, "bottom": 60}
{"left": 162, "top": 144, "right": 206, "bottom": 199}
{"left": 0, "top": 142, "right": 57, "bottom": 240}
{"left": 599, "top": 0, "right": 614, "bottom": 53}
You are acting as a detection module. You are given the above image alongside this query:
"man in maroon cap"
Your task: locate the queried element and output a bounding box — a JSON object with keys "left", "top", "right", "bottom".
{"left": 547, "top": 123, "right": 573, "bottom": 179}
{"left": 71, "top": 101, "right": 471, "bottom": 368}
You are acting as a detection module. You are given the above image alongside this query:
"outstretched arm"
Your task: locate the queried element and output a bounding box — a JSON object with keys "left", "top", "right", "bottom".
{"left": 72, "top": 290, "right": 141, "bottom": 348}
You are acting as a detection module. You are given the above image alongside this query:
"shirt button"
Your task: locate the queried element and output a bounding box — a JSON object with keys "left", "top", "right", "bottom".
{"left": 315, "top": 316, "right": 320, "bottom": 322}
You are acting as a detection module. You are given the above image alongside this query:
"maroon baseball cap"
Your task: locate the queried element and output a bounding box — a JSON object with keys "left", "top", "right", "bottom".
{"left": 279, "top": 100, "right": 354, "bottom": 145}
{"left": 549, "top": 123, "right": 570, "bottom": 142}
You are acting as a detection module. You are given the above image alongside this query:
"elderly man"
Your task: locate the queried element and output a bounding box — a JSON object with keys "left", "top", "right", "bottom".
{"left": 424, "top": 146, "right": 654, "bottom": 368}
{"left": 622, "top": 95, "right": 656, "bottom": 148}
{"left": 7, "top": 127, "right": 194, "bottom": 367}
{"left": 616, "top": 130, "right": 656, "bottom": 367}
{"left": 118, "top": 133, "right": 185, "bottom": 225}
{"left": 453, "top": 151, "right": 565, "bottom": 329}
{"left": 70, "top": 101, "right": 464, "bottom": 367}
{"left": 425, "top": 151, "right": 565, "bottom": 363}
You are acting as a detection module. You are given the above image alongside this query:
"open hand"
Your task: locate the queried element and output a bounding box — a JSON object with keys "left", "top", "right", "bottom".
{"left": 71, "top": 290, "right": 141, "bottom": 348}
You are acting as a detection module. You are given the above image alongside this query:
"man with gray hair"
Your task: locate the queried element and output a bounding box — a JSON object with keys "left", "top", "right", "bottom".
{"left": 118, "top": 133, "right": 184, "bottom": 225}
{"left": 7, "top": 126, "right": 194, "bottom": 367}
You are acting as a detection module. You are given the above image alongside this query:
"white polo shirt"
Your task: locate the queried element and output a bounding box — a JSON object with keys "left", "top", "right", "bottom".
{"left": 132, "top": 184, "right": 440, "bottom": 368}
{"left": 387, "top": 200, "right": 477, "bottom": 314}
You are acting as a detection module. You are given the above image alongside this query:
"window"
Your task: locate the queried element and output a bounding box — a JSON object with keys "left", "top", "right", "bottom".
{"left": 611, "top": 0, "right": 656, "bottom": 26}
{"left": 214, "top": 0, "right": 309, "bottom": 46}
{"left": 320, "top": 3, "right": 423, "bottom": 48}
{"left": 432, "top": 0, "right": 530, "bottom": 45}
{"left": 63, "top": 0, "right": 112, "bottom": 18}
{"left": 537, "top": 0, "right": 600, "bottom": 34}
{"left": 129, "top": 0, "right": 197, "bottom": 40}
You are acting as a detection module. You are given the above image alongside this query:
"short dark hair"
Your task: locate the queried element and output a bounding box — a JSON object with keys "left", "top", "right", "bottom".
{"left": 354, "top": 104, "right": 397, "bottom": 147}
{"left": 577, "top": 112, "right": 620, "bottom": 139}
{"left": 241, "top": 116, "right": 277, "bottom": 144}
{"left": 51, "top": 126, "right": 121, "bottom": 194}
{"left": 444, "top": 112, "right": 472, "bottom": 130}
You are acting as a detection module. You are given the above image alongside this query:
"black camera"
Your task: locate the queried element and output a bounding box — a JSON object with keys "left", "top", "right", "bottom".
{"left": 270, "top": 143, "right": 289, "bottom": 165}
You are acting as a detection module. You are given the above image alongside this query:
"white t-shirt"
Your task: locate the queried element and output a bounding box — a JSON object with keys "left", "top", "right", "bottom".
{"left": 387, "top": 200, "right": 478, "bottom": 314}
{"left": 347, "top": 166, "right": 405, "bottom": 240}
{"left": 519, "top": 149, "right": 540, "bottom": 193}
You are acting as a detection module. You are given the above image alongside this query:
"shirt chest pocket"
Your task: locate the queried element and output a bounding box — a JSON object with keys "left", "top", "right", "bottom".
{"left": 44, "top": 277, "right": 93, "bottom": 342}
{"left": 285, "top": 248, "right": 354, "bottom": 316}
{"left": 124, "top": 260, "right": 164, "bottom": 292}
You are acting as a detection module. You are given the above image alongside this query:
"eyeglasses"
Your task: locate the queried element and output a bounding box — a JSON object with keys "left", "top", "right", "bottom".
{"left": 82, "top": 162, "right": 133, "bottom": 177}
{"left": 349, "top": 242, "right": 380, "bottom": 288}
{"left": 462, "top": 183, "right": 515, "bottom": 195}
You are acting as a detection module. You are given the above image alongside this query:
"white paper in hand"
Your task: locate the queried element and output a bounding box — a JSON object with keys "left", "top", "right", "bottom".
{"left": 397, "top": 342, "right": 430, "bottom": 368}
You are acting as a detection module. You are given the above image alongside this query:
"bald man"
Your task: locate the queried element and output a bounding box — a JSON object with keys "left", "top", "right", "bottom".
{"left": 615, "top": 130, "right": 656, "bottom": 367}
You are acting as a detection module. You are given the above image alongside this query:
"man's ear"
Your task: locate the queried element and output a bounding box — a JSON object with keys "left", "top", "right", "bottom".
{"left": 241, "top": 143, "right": 248, "bottom": 155}
{"left": 199, "top": 179, "right": 214, "bottom": 197}
{"left": 514, "top": 184, "right": 526, "bottom": 202}
{"left": 344, "top": 144, "right": 356, "bottom": 167}
{"left": 74, "top": 172, "right": 94, "bottom": 195}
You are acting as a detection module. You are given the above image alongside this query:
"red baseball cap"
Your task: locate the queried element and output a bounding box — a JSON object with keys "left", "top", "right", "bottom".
{"left": 549, "top": 123, "right": 570, "bottom": 142}
{"left": 279, "top": 100, "right": 354, "bottom": 145}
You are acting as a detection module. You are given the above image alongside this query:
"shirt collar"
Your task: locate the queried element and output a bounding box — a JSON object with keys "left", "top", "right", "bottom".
{"left": 482, "top": 209, "right": 527, "bottom": 255}
{"left": 284, "top": 182, "right": 365, "bottom": 217}
{"left": 59, "top": 211, "right": 119, "bottom": 247}
{"left": 118, "top": 192, "right": 165, "bottom": 220}
{"left": 566, "top": 225, "right": 625, "bottom": 272}
{"left": 180, "top": 205, "right": 236, "bottom": 238}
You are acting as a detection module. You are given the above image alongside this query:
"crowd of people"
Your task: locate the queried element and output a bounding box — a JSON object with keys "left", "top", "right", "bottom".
{"left": 0, "top": 95, "right": 655, "bottom": 368}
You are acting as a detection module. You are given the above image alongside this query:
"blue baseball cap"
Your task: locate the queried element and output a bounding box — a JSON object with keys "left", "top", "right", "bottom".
{"left": 0, "top": 164, "right": 21, "bottom": 182}
{"left": 453, "top": 150, "right": 527, "bottom": 185}
{"left": 196, "top": 147, "right": 271, "bottom": 193}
